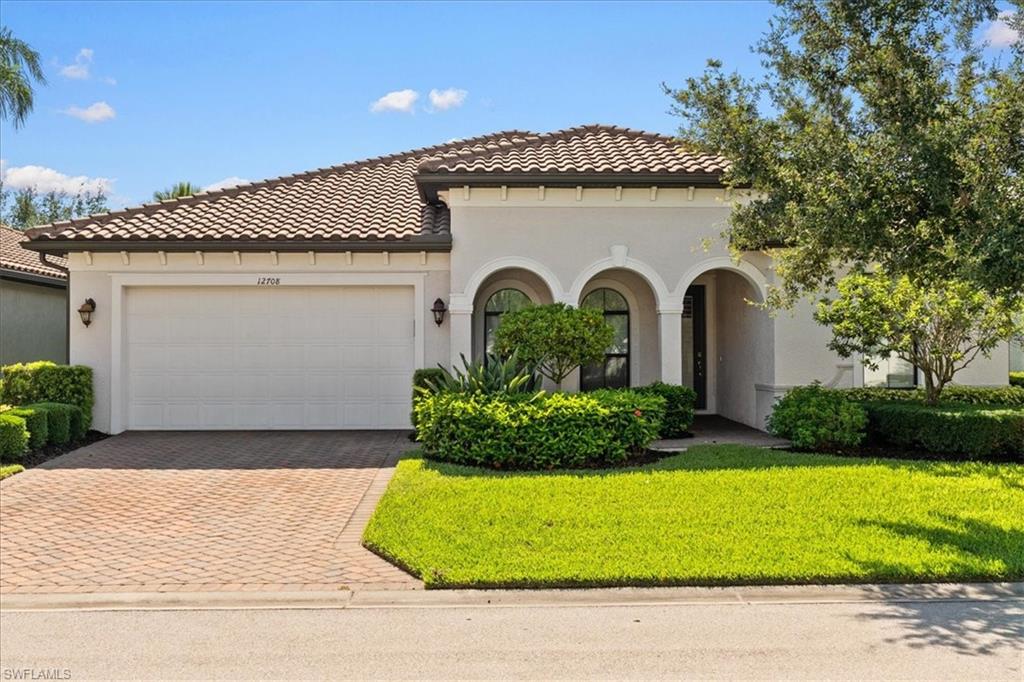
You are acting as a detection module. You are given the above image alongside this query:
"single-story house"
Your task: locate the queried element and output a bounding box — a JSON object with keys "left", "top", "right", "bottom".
{"left": 1, "top": 224, "right": 68, "bottom": 366}
{"left": 23, "top": 125, "right": 1011, "bottom": 433}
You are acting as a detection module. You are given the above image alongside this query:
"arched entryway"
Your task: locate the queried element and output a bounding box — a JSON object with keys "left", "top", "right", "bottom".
{"left": 674, "top": 263, "right": 774, "bottom": 428}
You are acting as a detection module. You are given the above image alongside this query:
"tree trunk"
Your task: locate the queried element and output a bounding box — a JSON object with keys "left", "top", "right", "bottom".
{"left": 923, "top": 371, "right": 940, "bottom": 405}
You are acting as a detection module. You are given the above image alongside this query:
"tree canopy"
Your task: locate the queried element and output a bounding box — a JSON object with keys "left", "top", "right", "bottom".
{"left": 667, "top": 0, "right": 1023, "bottom": 307}
{"left": 815, "top": 271, "right": 1022, "bottom": 403}
{"left": 153, "top": 182, "right": 202, "bottom": 201}
{"left": 0, "top": 26, "right": 45, "bottom": 129}
{"left": 0, "top": 184, "right": 108, "bottom": 229}
{"left": 494, "top": 303, "right": 614, "bottom": 389}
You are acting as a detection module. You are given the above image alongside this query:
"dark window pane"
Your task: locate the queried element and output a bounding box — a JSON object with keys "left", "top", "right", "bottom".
{"left": 605, "top": 356, "right": 628, "bottom": 389}
{"left": 485, "top": 288, "right": 531, "bottom": 313}
{"left": 484, "top": 314, "right": 502, "bottom": 354}
{"left": 607, "top": 314, "right": 628, "bottom": 353}
{"left": 603, "top": 290, "right": 628, "bottom": 312}
{"left": 580, "top": 362, "right": 604, "bottom": 391}
{"left": 581, "top": 290, "right": 604, "bottom": 310}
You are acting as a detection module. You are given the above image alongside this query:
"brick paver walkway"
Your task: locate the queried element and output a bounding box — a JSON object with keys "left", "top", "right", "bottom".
{"left": 0, "top": 431, "right": 421, "bottom": 594}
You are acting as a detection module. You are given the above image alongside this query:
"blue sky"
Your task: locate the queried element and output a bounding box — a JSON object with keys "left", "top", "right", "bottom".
{"left": 0, "top": 1, "right": 1018, "bottom": 208}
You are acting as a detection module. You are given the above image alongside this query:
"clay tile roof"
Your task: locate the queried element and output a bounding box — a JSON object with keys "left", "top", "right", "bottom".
{"left": 26, "top": 130, "right": 533, "bottom": 248}
{"left": 1, "top": 225, "right": 67, "bottom": 281}
{"left": 419, "top": 124, "right": 729, "bottom": 176}
{"left": 25, "top": 125, "right": 725, "bottom": 250}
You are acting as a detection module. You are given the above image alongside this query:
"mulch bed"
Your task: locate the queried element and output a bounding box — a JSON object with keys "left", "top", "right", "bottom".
{"left": 16, "top": 430, "right": 109, "bottom": 469}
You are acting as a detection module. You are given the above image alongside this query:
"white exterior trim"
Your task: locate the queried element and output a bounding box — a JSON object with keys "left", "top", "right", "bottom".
{"left": 455, "top": 256, "right": 564, "bottom": 309}
{"left": 106, "top": 271, "right": 427, "bottom": 433}
{"left": 567, "top": 255, "right": 673, "bottom": 309}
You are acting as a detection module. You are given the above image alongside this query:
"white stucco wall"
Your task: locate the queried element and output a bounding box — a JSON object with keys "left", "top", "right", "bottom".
{"left": 67, "top": 250, "right": 449, "bottom": 433}
{"left": 715, "top": 271, "right": 774, "bottom": 428}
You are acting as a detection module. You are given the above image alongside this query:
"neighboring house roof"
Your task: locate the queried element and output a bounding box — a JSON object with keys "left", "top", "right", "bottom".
{"left": 24, "top": 125, "right": 727, "bottom": 254}
{"left": 0, "top": 225, "right": 68, "bottom": 284}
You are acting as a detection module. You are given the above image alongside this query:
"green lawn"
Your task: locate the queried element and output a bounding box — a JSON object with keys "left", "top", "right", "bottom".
{"left": 363, "top": 445, "right": 1024, "bottom": 588}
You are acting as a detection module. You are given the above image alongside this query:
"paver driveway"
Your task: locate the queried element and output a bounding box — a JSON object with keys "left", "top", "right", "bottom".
{"left": 0, "top": 431, "right": 420, "bottom": 594}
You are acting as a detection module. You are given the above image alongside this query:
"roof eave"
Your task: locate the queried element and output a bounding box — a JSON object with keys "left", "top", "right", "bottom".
{"left": 415, "top": 171, "right": 729, "bottom": 201}
{"left": 0, "top": 267, "right": 68, "bottom": 287}
{"left": 22, "top": 236, "right": 453, "bottom": 256}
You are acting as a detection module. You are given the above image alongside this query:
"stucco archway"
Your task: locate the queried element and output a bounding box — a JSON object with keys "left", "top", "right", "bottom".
{"left": 567, "top": 256, "right": 673, "bottom": 310}
{"left": 673, "top": 256, "right": 769, "bottom": 304}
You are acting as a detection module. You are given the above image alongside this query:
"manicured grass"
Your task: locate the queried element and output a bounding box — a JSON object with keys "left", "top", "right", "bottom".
{"left": 363, "top": 445, "right": 1024, "bottom": 588}
{"left": 0, "top": 464, "right": 25, "bottom": 481}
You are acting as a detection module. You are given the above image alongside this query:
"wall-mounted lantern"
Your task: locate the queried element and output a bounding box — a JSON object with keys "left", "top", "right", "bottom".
{"left": 78, "top": 298, "right": 96, "bottom": 327}
{"left": 431, "top": 298, "right": 448, "bottom": 326}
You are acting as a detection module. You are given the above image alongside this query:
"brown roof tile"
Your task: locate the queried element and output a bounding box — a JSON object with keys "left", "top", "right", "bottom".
{"left": 1, "top": 225, "right": 67, "bottom": 280}
{"left": 419, "top": 124, "right": 728, "bottom": 176}
{"left": 26, "top": 125, "right": 725, "bottom": 249}
{"left": 27, "top": 131, "right": 532, "bottom": 248}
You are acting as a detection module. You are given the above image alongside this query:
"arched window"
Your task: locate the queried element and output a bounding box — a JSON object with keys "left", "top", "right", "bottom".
{"left": 580, "top": 288, "right": 629, "bottom": 390}
{"left": 484, "top": 288, "right": 531, "bottom": 355}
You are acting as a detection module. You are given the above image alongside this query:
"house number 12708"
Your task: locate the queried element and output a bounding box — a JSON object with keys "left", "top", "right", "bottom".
{"left": 256, "top": 277, "right": 281, "bottom": 285}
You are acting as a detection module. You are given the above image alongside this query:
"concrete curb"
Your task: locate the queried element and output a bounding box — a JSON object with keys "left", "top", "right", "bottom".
{"left": 2, "top": 582, "right": 1021, "bottom": 613}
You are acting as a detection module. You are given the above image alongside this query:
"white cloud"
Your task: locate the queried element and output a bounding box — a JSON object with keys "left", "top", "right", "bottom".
{"left": 59, "top": 48, "right": 93, "bottom": 80}
{"left": 62, "top": 101, "right": 116, "bottom": 123}
{"left": 370, "top": 89, "right": 419, "bottom": 113}
{"left": 0, "top": 160, "right": 113, "bottom": 195}
{"left": 204, "top": 176, "right": 250, "bottom": 192}
{"left": 428, "top": 88, "right": 468, "bottom": 111}
{"left": 985, "top": 11, "right": 1020, "bottom": 47}
{"left": 103, "top": 76, "right": 117, "bottom": 86}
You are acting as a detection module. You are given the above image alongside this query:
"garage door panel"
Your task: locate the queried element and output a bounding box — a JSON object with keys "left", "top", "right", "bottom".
{"left": 127, "top": 286, "right": 415, "bottom": 430}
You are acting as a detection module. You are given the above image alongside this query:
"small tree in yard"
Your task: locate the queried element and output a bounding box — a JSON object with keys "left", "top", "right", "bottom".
{"left": 494, "top": 303, "right": 614, "bottom": 390}
{"left": 816, "top": 272, "right": 1024, "bottom": 405}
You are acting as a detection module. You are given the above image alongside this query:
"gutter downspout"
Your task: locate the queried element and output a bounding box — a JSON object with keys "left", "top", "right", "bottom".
{"left": 40, "top": 253, "right": 71, "bottom": 364}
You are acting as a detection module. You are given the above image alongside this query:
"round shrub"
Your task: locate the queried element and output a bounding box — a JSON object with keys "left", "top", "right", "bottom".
{"left": 768, "top": 384, "right": 867, "bottom": 451}
{"left": 4, "top": 407, "right": 48, "bottom": 449}
{"left": 0, "top": 413, "right": 29, "bottom": 461}
{"left": 0, "top": 362, "right": 94, "bottom": 428}
{"left": 414, "top": 389, "right": 666, "bottom": 469}
{"left": 636, "top": 382, "right": 696, "bottom": 438}
{"left": 24, "top": 402, "right": 74, "bottom": 445}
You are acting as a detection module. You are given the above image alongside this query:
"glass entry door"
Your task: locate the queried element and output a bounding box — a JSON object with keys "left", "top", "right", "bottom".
{"left": 681, "top": 285, "right": 707, "bottom": 409}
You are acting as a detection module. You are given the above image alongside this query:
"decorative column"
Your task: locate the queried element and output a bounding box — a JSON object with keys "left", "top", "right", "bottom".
{"left": 658, "top": 306, "right": 684, "bottom": 385}
{"left": 448, "top": 297, "right": 473, "bottom": 370}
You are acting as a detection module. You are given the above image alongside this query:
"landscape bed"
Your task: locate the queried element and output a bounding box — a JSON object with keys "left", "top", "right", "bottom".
{"left": 363, "top": 445, "right": 1024, "bottom": 589}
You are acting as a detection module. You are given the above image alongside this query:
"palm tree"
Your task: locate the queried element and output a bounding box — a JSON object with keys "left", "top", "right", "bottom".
{"left": 153, "top": 182, "right": 202, "bottom": 201}
{"left": 0, "top": 27, "right": 46, "bottom": 128}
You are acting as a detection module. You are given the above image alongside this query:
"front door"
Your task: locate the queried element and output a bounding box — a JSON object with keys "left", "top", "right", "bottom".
{"left": 681, "top": 285, "right": 707, "bottom": 409}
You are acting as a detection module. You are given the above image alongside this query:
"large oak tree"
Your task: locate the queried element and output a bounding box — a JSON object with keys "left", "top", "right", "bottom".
{"left": 667, "top": 0, "right": 1023, "bottom": 308}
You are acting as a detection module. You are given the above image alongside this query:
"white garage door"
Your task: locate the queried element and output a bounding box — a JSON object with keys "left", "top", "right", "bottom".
{"left": 126, "top": 286, "right": 415, "bottom": 429}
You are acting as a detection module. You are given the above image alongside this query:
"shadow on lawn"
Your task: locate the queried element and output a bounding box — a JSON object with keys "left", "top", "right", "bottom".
{"left": 417, "top": 448, "right": 993, "bottom": 478}
{"left": 851, "top": 513, "right": 1024, "bottom": 655}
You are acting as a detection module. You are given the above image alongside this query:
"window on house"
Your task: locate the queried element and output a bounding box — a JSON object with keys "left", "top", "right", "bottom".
{"left": 483, "top": 288, "right": 532, "bottom": 356}
{"left": 864, "top": 353, "right": 918, "bottom": 389}
{"left": 580, "top": 288, "right": 629, "bottom": 390}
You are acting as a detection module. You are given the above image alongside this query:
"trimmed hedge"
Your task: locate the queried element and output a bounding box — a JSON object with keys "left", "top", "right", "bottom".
{"left": 5, "top": 407, "right": 48, "bottom": 449}
{"left": 1011, "top": 372, "right": 1024, "bottom": 388}
{"left": 415, "top": 389, "right": 666, "bottom": 469}
{"left": 0, "top": 362, "right": 94, "bottom": 428}
{"left": 0, "top": 413, "right": 29, "bottom": 460}
{"left": 768, "top": 384, "right": 868, "bottom": 451}
{"left": 863, "top": 401, "right": 1024, "bottom": 460}
{"left": 636, "top": 382, "right": 696, "bottom": 438}
{"left": 411, "top": 368, "right": 448, "bottom": 429}
{"left": 24, "top": 402, "right": 79, "bottom": 445}
{"left": 841, "top": 385, "right": 1024, "bottom": 408}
